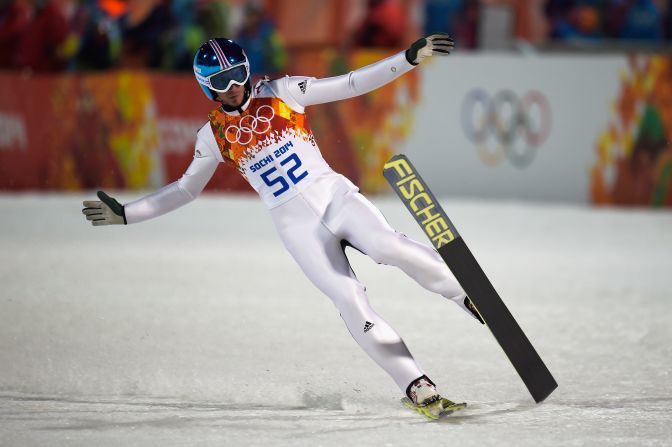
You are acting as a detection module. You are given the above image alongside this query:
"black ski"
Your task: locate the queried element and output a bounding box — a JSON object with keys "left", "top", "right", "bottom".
{"left": 383, "top": 154, "right": 557, "bottom": 403}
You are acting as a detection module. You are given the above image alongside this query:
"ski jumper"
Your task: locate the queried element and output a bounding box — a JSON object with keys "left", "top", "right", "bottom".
{"left": 122, "top": 51, "right": 467, "bottom": 392}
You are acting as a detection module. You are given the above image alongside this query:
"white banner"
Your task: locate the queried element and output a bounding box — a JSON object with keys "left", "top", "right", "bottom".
{"left": 402, "top": 54, "right": 627, "bottom": 202}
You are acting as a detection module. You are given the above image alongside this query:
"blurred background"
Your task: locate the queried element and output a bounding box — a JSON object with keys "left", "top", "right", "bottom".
{"left": 1, "top": 0, "right": 671, "bottom": 206}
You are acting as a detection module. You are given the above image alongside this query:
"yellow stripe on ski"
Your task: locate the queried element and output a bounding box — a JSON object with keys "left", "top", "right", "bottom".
{"left": 401, "top": 397, "right": 466, "bottom": 420}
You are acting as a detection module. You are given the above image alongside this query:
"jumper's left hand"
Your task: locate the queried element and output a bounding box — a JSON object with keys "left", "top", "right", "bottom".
{"left": 405, "top": 33, "right": 454, "bottom": 66}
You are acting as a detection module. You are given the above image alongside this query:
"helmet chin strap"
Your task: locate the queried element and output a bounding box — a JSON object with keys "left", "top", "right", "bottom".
{"left": 219, "top": 80, "right": 252, "bottom": 113}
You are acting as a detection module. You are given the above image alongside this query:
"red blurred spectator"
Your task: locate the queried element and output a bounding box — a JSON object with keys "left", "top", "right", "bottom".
{"left": 0, "top": 0, "right": 33, "bottom": 68}
{"left": 16, "top": 0, "right": 78, "bottom": 72}
{"left": 354, "top": 0, "right": 406, "bottom": 48}
{"left": 456, "top": 0, "right": 480, "bottom": 49}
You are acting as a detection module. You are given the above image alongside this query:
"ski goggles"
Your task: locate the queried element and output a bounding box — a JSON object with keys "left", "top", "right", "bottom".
{"left": 197, "top": 63, "right": 249, "bottom": 92}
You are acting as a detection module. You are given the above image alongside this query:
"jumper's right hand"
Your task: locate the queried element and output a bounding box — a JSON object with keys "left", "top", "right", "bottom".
{"left": 82, "top": 191, "right": 127, "bottom": 226}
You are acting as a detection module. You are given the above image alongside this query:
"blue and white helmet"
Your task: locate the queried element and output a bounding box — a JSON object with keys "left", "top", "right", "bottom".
{"left": 193, "top": 38, "right": 251, "bottom": 101}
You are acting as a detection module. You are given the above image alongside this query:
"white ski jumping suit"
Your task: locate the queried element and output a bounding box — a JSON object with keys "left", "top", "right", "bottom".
{"left": 123, "top": 51, "right": 467, "bottom": 392}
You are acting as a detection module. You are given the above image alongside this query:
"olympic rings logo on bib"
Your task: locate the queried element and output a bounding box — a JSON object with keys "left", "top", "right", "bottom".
{"left": 225, "top": 105, "right": 275, "bottom": 145}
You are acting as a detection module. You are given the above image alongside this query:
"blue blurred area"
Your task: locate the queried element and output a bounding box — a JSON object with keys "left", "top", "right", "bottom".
{"left": 546, "top": 0, "right": 666, "bottom": 42}
{"left": 1, "top": 0, "right": 671, "bottom": 73}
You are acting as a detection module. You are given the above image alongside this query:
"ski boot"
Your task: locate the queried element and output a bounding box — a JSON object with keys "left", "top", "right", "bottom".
{"left": 402, "top": 375, "right": 466, "bottom": 420}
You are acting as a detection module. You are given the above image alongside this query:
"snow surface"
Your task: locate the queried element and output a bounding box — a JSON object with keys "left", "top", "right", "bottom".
{"left": 1, "top": 193, "right": 671, "bottom": 447}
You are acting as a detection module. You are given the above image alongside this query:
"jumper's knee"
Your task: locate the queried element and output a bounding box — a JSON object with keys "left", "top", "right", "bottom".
{"left": 367, "top": 231, "right": 405, "bottom": 265}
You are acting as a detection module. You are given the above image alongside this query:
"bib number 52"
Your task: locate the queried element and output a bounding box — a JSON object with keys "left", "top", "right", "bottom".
{"left": 260, "top": 153, "right": 308, "bottom": 197}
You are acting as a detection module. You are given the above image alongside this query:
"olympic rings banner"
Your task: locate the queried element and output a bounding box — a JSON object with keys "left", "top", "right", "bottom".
{"left": 402, "top": 54, "right": 672, "bottom": 207}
